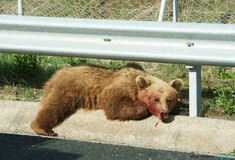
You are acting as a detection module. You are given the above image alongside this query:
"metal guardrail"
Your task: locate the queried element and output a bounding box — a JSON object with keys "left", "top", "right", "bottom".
{"left": 0, "top": 15, "right": 235, "bottom": 116}
{"left": 0, "top": 15, "right": 234, "bottom": 66}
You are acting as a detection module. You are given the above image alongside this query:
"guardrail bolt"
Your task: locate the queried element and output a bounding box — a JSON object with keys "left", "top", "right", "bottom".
{"left": 186, "top": 42, "right": 194, "bottom": 47}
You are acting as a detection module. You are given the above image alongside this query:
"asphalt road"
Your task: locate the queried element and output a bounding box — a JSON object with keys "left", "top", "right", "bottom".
{"left": 0, "top": 133, "right": 234, "bottom": 160}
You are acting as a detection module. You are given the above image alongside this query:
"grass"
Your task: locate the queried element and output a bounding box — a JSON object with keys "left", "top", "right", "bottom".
{"left": 0, "top": 53, "right": 234, "bottom": 121}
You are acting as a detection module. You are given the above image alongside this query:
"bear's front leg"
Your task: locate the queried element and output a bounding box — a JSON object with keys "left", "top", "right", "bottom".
{"left": 104, "top": 99, "right": 150, "bottom": 121}
{"left": 117, "top": 100, "right": 150, "bottom": 120}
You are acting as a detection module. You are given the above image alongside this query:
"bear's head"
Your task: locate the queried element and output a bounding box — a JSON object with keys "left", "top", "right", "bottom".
{"left": 136, "top": 75, "right": 183, "bottom": 120}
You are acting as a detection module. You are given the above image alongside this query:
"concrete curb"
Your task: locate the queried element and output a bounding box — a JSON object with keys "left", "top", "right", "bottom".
{"left": 0, "top": 100, "right": 235, "bottom": 155}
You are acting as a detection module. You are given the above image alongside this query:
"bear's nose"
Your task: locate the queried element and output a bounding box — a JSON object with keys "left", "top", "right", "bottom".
{"left": 160, "top": 110, "right": 168, "bottom": 119}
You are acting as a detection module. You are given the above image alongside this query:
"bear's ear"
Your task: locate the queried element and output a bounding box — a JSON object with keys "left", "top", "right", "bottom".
{"left": 170, "top": 79, "right": 184, "bottom": 92}
{"left": 135, "top": 76, "right": 151, "bottom": 90}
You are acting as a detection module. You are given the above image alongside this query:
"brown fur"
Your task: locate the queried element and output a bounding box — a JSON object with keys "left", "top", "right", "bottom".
{"left": 31, "top": 63, "right": 183, "bottom": 136}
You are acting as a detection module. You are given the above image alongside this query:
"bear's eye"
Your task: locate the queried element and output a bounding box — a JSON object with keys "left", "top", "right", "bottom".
{"left": 155, "top": 98, "right": 160, "bottom": 103}
{"left": 167, "top": 99, "right": 174, "bottom": 105}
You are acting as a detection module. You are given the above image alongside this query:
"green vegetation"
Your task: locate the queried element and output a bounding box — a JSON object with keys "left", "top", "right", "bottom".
{"left": 201, "top": 66, "right": 235, "bottom": 119}
{"left": 0, "top": 53, "right": 234, "bottom": 120}
{"left": 228, "top": 149, "right": 235, "bottom": 156}
{"left": 213, "top": 67, "right": 235, "bottom": 114}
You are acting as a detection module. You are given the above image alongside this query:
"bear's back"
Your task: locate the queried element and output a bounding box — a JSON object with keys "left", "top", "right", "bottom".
{"left": 44, "top": 63, "right": 146, "bottom": 92}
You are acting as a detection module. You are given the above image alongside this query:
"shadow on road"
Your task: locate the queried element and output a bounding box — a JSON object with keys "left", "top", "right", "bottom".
{"left": 0, "top": 133, "right": 233, "bottom": 160}
{"left": 0, "top": 133, "right": 81, "bottom": 160}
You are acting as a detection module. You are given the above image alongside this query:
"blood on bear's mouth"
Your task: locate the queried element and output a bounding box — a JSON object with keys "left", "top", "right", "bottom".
{"left": 147, "top": 104, "right": 169, "bottom": 120}
{"left": 160, "top": 111, "right": 169, "bottom": 120}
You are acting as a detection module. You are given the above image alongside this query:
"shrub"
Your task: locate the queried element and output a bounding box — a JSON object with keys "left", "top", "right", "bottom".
{"left": 213, "top": 67, "right": 235, "bottom": 115}
{"left": 67, "top": 57, "right": 87, "bottom": 66}
{"left": 12, "top": 54, "right": 42, "bottom": 78}
{"left": 106, "top": 60, "right": 126, "bottom": 67}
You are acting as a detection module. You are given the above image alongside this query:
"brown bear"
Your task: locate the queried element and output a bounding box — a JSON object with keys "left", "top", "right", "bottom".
{"left": 30, "top": 63, "right": 183, "bottom": 136}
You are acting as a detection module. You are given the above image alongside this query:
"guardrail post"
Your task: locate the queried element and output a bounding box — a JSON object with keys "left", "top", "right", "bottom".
{"left": 158, "top": 0, "right": 167, "bottom": 22}
{"left": 158, "top": 0, "right": 178, "bottom": 22}
{"left": 186, "top": 65, "right": 202, "bottom": 117}
{"left": 18, "top": 0, "right": 23, "bottom": 16}
{"left": 173, "top": 0, "right": 178, "bottom": 22}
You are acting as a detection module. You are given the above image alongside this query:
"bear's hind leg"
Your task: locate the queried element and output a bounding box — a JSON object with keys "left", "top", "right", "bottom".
{"left": 30, "top": 119, "right": 57, "bottom": 136}
{"left": 31, "top": 104, "right": 77, "bottom": 136}
{"left": 30, "top": 106, "right": 59, "bottom": 136}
